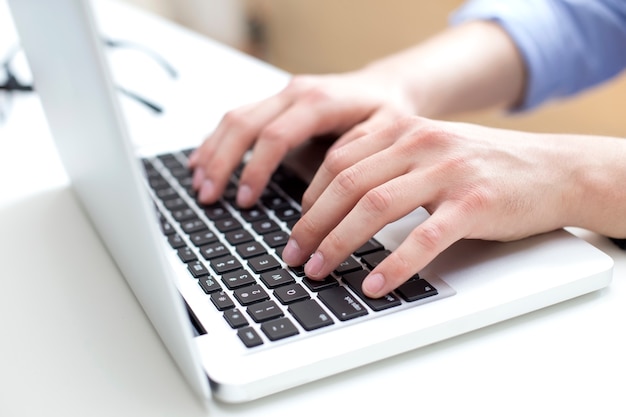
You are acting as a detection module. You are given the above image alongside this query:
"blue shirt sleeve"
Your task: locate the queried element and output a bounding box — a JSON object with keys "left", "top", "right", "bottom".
{"left": 451, "top": 0, "right": 626, "bottom": 111}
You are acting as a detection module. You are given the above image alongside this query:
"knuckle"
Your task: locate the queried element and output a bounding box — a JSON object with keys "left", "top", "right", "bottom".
{"left": 259, "top": 124, "right": 290, "bottom": 148}
{"left": 293, "top": 212, "right": 320, "bottom": 237}
{"left": 408, "top": 221, "right": 446, "bottom": 253}
{"left": 301, "top": 85, "right": 332, "bottom": 105}
{"left": 321, "top": 230, "right": 344, "bottom": 255}
{"left": 360, "top": 186, "right": 394, "bottom": 216}
{"left": 333, "top": 167, "right": 360, "bottom": 198}
{"left": 221, "top": 108, "right": 252, "bottom": 133}
{"left": 323, "top": 146, "right": 349, "bottom": 176}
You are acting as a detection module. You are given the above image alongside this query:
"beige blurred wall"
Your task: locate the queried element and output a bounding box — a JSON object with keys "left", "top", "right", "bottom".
{"left": 123, "top": 0, "right": 626, "bottom": 137}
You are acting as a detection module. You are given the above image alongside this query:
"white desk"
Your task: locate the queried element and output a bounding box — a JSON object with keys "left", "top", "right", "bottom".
{"left": 1, "top": 1, "right": 625, "bottom": 416}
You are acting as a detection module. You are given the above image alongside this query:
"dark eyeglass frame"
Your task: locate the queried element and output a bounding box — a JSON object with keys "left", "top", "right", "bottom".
{"left": 0, "top": 37, "right": 177, "bottom": 116}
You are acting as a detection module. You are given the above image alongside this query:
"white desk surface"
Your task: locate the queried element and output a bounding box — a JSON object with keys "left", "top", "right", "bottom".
{"left": 1, "top": 1, "right": 625, "bottom": 416}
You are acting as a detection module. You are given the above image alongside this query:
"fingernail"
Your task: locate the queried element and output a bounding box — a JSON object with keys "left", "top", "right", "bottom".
{"left": 281, "top": 239, "right": 301, "bottom": 265}
{"left": 236, "top": 184, "right": 253, "bottom": 207}
{"left": 192, "top": 167, "right": 205, "bottom": 189}
{"left": 199, "top": 179, "right": 215, "bottom": 202}
{"left": 305, "top": 251, "right": 324, "bottom": 278}
{"left": 363, "top": 273, "right": 385, "bottom": 297}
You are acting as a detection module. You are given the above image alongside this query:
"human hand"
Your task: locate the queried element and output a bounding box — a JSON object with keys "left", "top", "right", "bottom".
{"left": 280, "top": 117, "right": 585, "bottom": 298}
{"left": 188, "top": 69, "right": 417, "bottom": 207}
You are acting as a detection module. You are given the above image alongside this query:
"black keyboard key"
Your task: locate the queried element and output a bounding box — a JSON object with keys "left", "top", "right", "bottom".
{"left": 262, "top": 194, "right": 290, "bottom": 210}
{"left": 274, "top": 206, "right": 300, "bottom": 222}
{"left": 199, "top": 242, "right": 230, "bottom": 260}
{"left": 224, "top": 308, "right": 248, "bottom": 329}
{"left": 211, "top": 255, "right": 242, "bottom": 275}
{"left": 159, "top": 220, "right": 175, "bottom": 235}
{"left": 260, "top": 317, "right": 299, "bottom": 341}
{"left": 157, "top": 153, "right": 181, "bottom": 169}
{"left": 248, "top": 254, "right": 281, "bottom": 274}
{"left": 202, "top": 202, "right": 230, "bottom": 220}
{"left": 214, "top": 217, "right": 242, "bottom": 233}
{"left": 334, "top": 256, "right": 362, "bottom": 275}
{"left": 164, "top": 197, "right": 187, "bottom": 211}
{"left": 263, "top": 231, "right": 289, "bottom": 248}
{"left": 187, "top": 261, "right": 209, "bottom": 278}
{"left": 274, "top": 283, "right": 310, "bottom": 305}
{"left": 288, "top": 299, "right": 334, "bottom": 331}
{"left": 222, "top": 269, "right": 256, "bottom": 290}
{"left": 251, "top": 219, "right": 280, "bottom": 235}
{"left": 289, "top": 264, "right": 306, "bottom": 277}
{"left": 189, "top": 230, "right": 218, "bottom": 247}
{"left": 239, "top": 206, "right": 268, "bottom": 222}
{"left": 177, "top": 246, "right": 198, "bottom": 263}
{"left": 260, "top": 269, "right": 295, "bottom": 289}
{"left": 167, "top": 233, "right": 186, "bottom": 249}
{"left": 225, "top": 229, "right": 254, "bottom": 245}
{"left": 198, "top": 276, "right": 222, "bottom": 294}
{"left": 149, "top": 176, "right": 170, "bottom": 190}
{"left": 318, "top": 286, "right": 368, "bottom": 321}
{"left": 171, "top": 207, "right": 196, "bottom": 222}
{"left": 234, "top": 284, "right": 269, "bottom": 305}
{"left": 237, "top": 327, "right": 263, "bottom": 348}
{"left": 354, "top": 238, "right": 384, "bottom": 256}
{"left": 235, "top": 241, "right": 267, "bottom": 259}
{"left": 395, "top": 278, "right": 438, "bottom": 302}
{"left": 155, "top": 187, "right": 179, "bottom": 200}
{"left": 222, "top": 184, "right": 238, "bottom": 202}
{"left": 342, "top": 270, "right": 402, "bottom": 311}
{"left": 302, "top": 276, "right": 338, "bottom": 292}
{"left": 170, "top": 166, "right": 191, "bottom": 180}
{"left": 361, "top": 250, "right": 391, "bottom": 270}
{"left": 211, "top": 291, "right": 235, "bottom": 311}
{"left": 247, "top": 300, "right": 283, "bottom": 323}
{"left": 181, "top": 219, "right": 208, "bottom": 234}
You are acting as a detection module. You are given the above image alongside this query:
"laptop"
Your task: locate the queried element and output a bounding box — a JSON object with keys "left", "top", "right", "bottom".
{"left": 8, "top": 0, "right": 614, "bottom": 404}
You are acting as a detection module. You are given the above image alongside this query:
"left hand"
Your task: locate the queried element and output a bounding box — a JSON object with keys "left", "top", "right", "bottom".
{"left": 281, "top": 116, "right": 584, "bottom": 298}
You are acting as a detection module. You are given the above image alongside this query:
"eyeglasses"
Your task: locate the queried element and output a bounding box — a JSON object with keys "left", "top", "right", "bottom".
{"left": 0, "top": 38, "right": 177, "bottom": 123}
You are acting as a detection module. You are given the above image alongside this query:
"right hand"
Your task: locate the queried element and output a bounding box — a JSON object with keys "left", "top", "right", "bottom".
{"left": 188, "top": 69, "right": 418, "bottom": 208}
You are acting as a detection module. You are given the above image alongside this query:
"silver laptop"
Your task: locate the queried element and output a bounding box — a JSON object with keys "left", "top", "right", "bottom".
{"left": 8, "top": 0, "right": 614, "bottom": 404}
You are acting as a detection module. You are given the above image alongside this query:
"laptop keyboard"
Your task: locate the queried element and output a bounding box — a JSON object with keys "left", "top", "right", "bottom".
{"left": 142, "top": 149, "right": 439, "bottom": 348}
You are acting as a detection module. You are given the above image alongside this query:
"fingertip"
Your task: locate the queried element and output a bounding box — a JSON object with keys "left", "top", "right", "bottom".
{"left": 236, "top": 184, "right": 255, "bottom": 208}
{"left": 281, "top": 238, "right": 302, "bottom": 266}
{"left": 362, "top": 272, "right": 386, "bottom": 298}
{"left": 198, "top": 179, "right": 216, "bottom": 203}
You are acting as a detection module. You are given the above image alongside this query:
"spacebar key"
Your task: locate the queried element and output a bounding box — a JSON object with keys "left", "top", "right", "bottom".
{"left": 318, "top": 286, "right": 368, "bottom": 321}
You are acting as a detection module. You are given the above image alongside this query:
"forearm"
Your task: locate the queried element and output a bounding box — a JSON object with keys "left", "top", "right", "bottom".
{"left": 359, "top": 21, "right": 526, "bottom": 118}
{"left": 563, "top": 134, "right": 626, "bottom": 239}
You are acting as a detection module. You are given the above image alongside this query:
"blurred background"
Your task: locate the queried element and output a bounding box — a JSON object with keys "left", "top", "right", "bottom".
{"left": 122, "top": 0, "right": 626, "bottom": 137}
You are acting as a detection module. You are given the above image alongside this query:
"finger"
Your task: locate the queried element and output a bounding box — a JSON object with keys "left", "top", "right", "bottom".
{"left": 235, "top": 99, "right": 331, "bottom": 207}
{"left": 283, "top": 139, "right": 411, "bottom": 270}
{"left": 237, "top": 91, "right": 373, "bottom": 207}
{"left": 191, "top": 94, "right": 291, "bottom": 203}
{"left": 362, "top": 203, "right": 469, "bottom": 298}
{"left": 300, "top": 165, "right": 443, "bottom": 280}
{"left": 301, "top": 127, "right": 396, "bottom": 214}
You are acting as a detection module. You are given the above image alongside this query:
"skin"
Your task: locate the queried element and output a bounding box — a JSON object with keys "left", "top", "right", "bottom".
{"left": 188, "top": 21, "right": 626, "bottom": 298}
